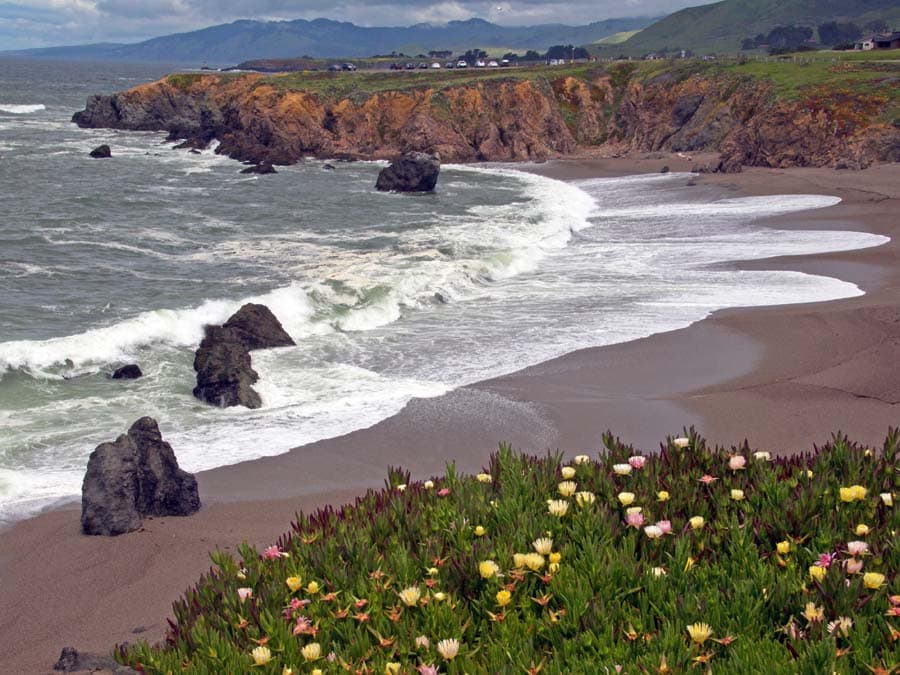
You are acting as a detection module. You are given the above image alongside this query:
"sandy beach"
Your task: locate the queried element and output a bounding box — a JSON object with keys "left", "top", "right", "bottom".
{"left": 2, "top": 159, "right": 898, "bottom": 673}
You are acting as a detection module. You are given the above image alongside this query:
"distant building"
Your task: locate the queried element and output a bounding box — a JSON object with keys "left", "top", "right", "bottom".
{"left": 855, "top": 31, "right": 900, "bottom": 50}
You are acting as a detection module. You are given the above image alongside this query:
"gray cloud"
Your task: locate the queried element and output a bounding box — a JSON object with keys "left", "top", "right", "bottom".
{"left": 1, "top": 0, "right": 700, "bottom": 50}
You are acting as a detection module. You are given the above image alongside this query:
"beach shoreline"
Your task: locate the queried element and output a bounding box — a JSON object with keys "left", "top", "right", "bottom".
{"left": 2, "top": 158, "right": 898, "bottom": 673}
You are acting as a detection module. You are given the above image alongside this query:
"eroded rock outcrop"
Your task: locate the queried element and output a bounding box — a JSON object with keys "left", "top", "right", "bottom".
{"left": 375, "top": 152, "right": 440, "bottom": 192}
{"left": 112, "top": 364, "right": 143, "bottom": 380}
{"left": 89, "top": 144, "right": 111, "bottom": 158}
{"left": 81, "top": 417, "right": 200, "bottom": 536}
{"left": 192, "top": 303, "right": 294, "bottom": 409}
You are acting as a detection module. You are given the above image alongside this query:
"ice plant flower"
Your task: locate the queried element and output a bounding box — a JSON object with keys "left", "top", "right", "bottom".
{"left": 644, "top": 525, "right": 663, "bottom": 539}
{"left": 628, "top": 455, "right": 646, "bottom": 469}
{"left": 437, "top": 488, "right": 450, "bottom": 497}
{"left": 561, "top": 466, "right": 576, "bottom": 479}
{"left": 417, "top": 666, "right": 438, "bottom": 675}
{"left": 613, "top": 463, "right": 632, "bottom": 476}
{"left": 549, "top": 551, "right": 561, "bottom": 564}
{"left": 576, "top": 491, "right": 596, "bottom": 506}
{"left": 652, "top": 567, "right": 667, "bottom": 577}
{"left": 437, "top": 638, "right": 460, "bottom": 660}
{"left": 776, "top": 541, "right": 791, "bottom": 555}
{"left": 396, "top": 484, "right": 406, "bottom": 492}
{"left": 881, "top": 492, "right": 894, "bottom": 507}
{"left": 809, "top": 565, "right": 826, "bottom": 582}
{"left": 689, "top": 516, "right": 705, "bottom": 530}
{"left": 398, "top": 586, "right": 422, "bottom": 607}
{"left": 625, "top": 506, "right": 642, "bottom": 515}
{"left": 433, "top": 592, "right": 447, "bottom": 602}
{"left": 840, "top": 485, "right": 868, "bottom": 502}
{"left": 474, "top": 525, "right": 486, "bottom": 537}
{"left": 699, "top": 474, "right": 718, "bottom": 486}
{"left": 846, "top": 558, "right": 864, "bottom": 575}
{"left": 251, "top": 645, "right": 272, "bottom": 666}
{"left": 385, "top": 663, "right": 401, "bottom": 675}
{"left": 513, "top": 553, "right": 528, "bottom": 568}
{"left": 802, "top": 602, "right": 824, "bottom": 624}
{"left": 573, "top": 454, "right": 590, "bottom": 465}
{"left": 656, "top": 520, "right": 672, "bottom": 535}
{"left": 423, "top": 480, "right": 434, "bottom": 489}
{"left": 730, "top": 489, "right": 745, "bottom": 501}
{"left": 286, "top": 576, "right": 302, "bottom": 592}
{"left": 657, "top": 490, "right": 670, "bottom": 502}
{"left": 479, "top": 560, "right": 500, "bottom": 579}
{"left": 686, "top": 622, "right": 713, "bottom": 645}
{"left": 856, "top": 524, "right": 870, "bottom": 536}
{"left": 828, "top": 616, "right": 853, "bottom": 637}
{"left": 728, "top": 455, "right": 746, "bottom": 471}
{"left": 532, "top": 537, "right": 553, "bottom": 555}
{"left": 817, "top": 552, "right": 835, "bottom": 568}
{"left": 617, "top": 491, "right": 636, "bottom": 506}
{"left": 496, "top": 589, "right": 511, "bottom": 607}
{"left": 558, "top": 480, "right": 577, "bottom": 497}
{"left": 753, "top": 451, "right": 772, "bottom": 461}
{"left": 847, "top": 541, "right": 869, "bottom": 557}
{"left": 301, "top": 643, "right": 322, "bottom": 662}
{"left": 415, "top": 636, "right": 430, "bottom": 649}
{"left": 673, "top": 437, "right": 690, "bottom": 448}
{"left": 548, "top": 499, "right": 569, "bottom": 517}
{"left": 524, "top": 553, "right": 545, "bottom": 571}
{"left": 626, "top": 511, "right": 645, "bottom": 528}
{"left": 476, "top": 473, "right": 492, "bottom": 483}
{"left": 238, "top": 587, "right": 253, "bottom": 602}
{"left": 306, "top": 581, "right": 320, "bottom": 595}
{"left": 864, "top": 572, "right": 886, "bottom": 589}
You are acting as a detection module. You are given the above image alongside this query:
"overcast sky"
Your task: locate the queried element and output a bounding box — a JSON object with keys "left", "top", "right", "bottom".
{"left": 0, "top": 0, "right": 705, "bottom": 50}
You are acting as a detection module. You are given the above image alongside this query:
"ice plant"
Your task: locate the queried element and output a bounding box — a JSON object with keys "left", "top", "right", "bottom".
{"left": 689, "top": 516, "right": 705, "bottom": 530}
{"left": 617, "top": 491, "right": 636, "bottom": 506}
{"left": 423, "top": 480, "right": 434, "bottom": 489}
{"left": 809, "top": 565, "right": 826, "bottom": 582}
{"left": 306, "top": 581, "right": 320, "bottom": 594}
{"left": 644, "top": 525, "right": 663, "bottom": 539}
{"left": 613, "top": 463, "right": 632, "bottom": 476}
{"left": 753, "top": 451, "right": 772, "bottom": 461}
{"left": 558, "top": 480, "right": 577, "bottom": 497}
{"left": 301, "top": 643, "right": 322, "bottom": 662}
{"left": 437, "top": 638, "right": 460, "bottom": 660}
{"left": 479, "top": 560, "right": 500, "bottom": 579}
{"left": 864, "top": 572, "right": 886, "bottom": 590}
{"left": 730, "top": 489, "right": 745, "bottom": 501}
{"left": 474, "top": 525, "right": 486, "bottom": 537}
{"left": 856, "top": 524, "right": 870, "bottom": 536}
{"left": 626, "top": 512, "right": 645, "bottom": 528}
{"left": 573, "top": 454, "right": 590, "bottom": 465}
{"left": 828, "top": 617, "right": 853, "bottom": 637}
{"left": 776, "top": 541, "right": 790, "bottom": 555}
{"left": 728, "top": 455, "right": 746, "bottom": 471}
{"left": 673, "top": 437, "right": 689, "bottom": 448}
{"left": 686, "top": 622, "right": 713, "bottom": 645}
{"left": 652, "top": 567, "right": 667, "bottom": 577}
{"left": 415, "top": 636, "right": 430, "bottom": 649}
{"left": 847, "top": 541, "right": 869, "bottom": 557}
{"left": 547, "top": 499, "right": 569, "bottom": 517}
{"left": 575, "top": 491, "right": 596, "bottom": 506}
{"left": 398, "top": 586, "right": 422, "bottom": 607}
{"left": 881, "top": 492, "right": 894, "bottom": 507}
{"left": 846, "top": 558, "right": 864, "bottom": 575}
{"left": 523, "top": 553, "right": 545, "bottom": 571}
{"left": 840, "top": 485, "right": 868, "bottom": 502}
{"left": 532, "top": 537, "right": 553, "bottom": 555}
{"left": 656, "top": 520, "right": 672, "bottom": 535}
{"left": 802, "top": 602, "right": 824, "bottom": 624}
{"left": 699, "top": 474, "right": 718, "bottom": 486}
{"left": 657, "top": 490, "right": 670, "bottom": 502}
{"left": 496, "top": 589, "right": 511, "bottom": 607}
{"left": 238, "top": 587, "right": 252, "bottom": 602}
{"left": 561, "top": 466, "right": 576, "bottom": 479}
{"left": 251, "top": 645, "right": 272, "bottom": 666}
{"left": 628, "top": 455, "right": 646, "bottom": 469}
{"left": 286, "top": 576, "right": 302, "bottom": 592}
{"left": 476, "top": 473, "right": 492, "bottom": 483}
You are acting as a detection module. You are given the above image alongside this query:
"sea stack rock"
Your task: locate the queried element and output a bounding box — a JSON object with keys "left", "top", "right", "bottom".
{"left": 192, "top": 303, "right": 295, "bottom": 409}
{"left": 89, "top": 144, "right": 111, "bottom": 159}
{"left": 240, "top": 162, "right": 277, "bottom": 175}
{"left": 375, "top": 152, "right": 440, "bottom": 193}
{"left": 81, "top": 417, "right": 200, "bottom": 536}
{"left": 112, "top": 364, "right": 143, "bottom": 380}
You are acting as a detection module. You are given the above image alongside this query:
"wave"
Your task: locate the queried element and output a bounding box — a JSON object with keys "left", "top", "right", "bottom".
{"left": 0, "top": 104, "right": 46, "bottom": 114}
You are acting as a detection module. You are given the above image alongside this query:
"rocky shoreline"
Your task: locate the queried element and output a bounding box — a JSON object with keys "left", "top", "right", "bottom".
{"left": 71, "top": 68, "right": 900, "bottom": 172}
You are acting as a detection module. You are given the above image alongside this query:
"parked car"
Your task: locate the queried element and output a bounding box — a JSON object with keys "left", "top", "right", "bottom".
{"left": 341, "top": 63, "right": 357, "bottom": 71}
{"left": 418, "top": 62, "right": 429, "bottom": 69}
{"left": 328, "top": 64, "right": 342, "bottom": 72}
{"left": 389, "top": 63, "right": 402, "bottom": 70}
{"left": 405, "top": 63, "right": 416, "bottom": 70}
{"left": 475, "top": 59, "right": 486, "bottom": 68}
{"left": 430, "top": 62, "right": 441, "bottom": 69}
{"left": 487, "top": 60, "right": 499, "bottom": 67}
{"left": 456, "top": 60, "right": 468, "bottom": 68}
{"left": 444, "top": 62, "right": 455, "bottom": 69}
{"left": 500, "top": 59, "right": 511, "bottom": 67}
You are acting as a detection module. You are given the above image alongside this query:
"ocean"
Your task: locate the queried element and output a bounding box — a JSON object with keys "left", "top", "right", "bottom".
{"left": 0, "top": 58, "right": 888, "bottom": 524}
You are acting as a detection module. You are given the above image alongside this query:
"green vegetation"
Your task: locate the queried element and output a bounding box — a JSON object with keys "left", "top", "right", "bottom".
{"left": 595, "top": 31, "right": 641, "bottom": 45}
{"left": 119, "top": 431, "right": 899, "bottom": 673}
{"left": 166, "top": 73, "right": 206, "bottom": 92}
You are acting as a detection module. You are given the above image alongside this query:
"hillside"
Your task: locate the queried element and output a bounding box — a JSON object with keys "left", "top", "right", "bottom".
{"left": 614, "top": 0, "right": 900, "bottom": 55}
{"left": 72, "top": 51, "right": 900, "bottom": 171}
{"left": 5, "top": 17, "right": 653, "bottom": 64}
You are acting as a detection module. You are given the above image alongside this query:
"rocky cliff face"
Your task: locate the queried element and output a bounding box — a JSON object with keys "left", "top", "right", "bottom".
{"left": 72, "top": 69, "right": 900, "bottom": 171}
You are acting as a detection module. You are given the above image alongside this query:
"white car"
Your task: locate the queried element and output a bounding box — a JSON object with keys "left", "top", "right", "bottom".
{"left": 475, "top": 59, "right": 486, "bottom": 68}
{"left": 431, "top": 62, "right": 441, "bottom": 69}
{"left": 487, "top": 60, "right": 499, "bottom": 67}
{"left": 456, "top": 60, "right": 468, "bottom": 68}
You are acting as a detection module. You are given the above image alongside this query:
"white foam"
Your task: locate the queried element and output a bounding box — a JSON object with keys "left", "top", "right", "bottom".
{"left": 0, "top": 104, "right": 46, "bottom": 114}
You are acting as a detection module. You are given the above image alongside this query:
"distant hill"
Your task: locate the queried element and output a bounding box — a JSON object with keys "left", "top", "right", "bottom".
{"left": 614, "top": 0, "right": 900, "bottom": 55}
{"left": 4, "top": 17, "right": 654, "bottom": 64}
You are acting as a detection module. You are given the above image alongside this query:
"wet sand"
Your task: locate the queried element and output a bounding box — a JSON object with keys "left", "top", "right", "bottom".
{"left": 1, "top": 160, "right": 898, "bottom": 673}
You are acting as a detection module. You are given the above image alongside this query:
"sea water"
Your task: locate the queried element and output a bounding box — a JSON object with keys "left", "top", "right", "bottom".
{"left": 0, "top": 58, "right": 888, "bottom": 524}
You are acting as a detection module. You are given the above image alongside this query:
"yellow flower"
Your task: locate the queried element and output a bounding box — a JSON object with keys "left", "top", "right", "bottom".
{"left": 385, "top": 663, "right": 401, "bottom": 675}
{"left": 617, "top": 491, "right": 636, "bottom": 506}
{"left": 840, "top": 485, "right": 867, "bottom": 502}
{"left": 532, "top": 537, "right": 553, "bottom": 555}
{"left": 495, "top": 589, "right": 511, "bottom": 607}
{"left": 549, "top": 552, "right": 562, "bottom": 564}
{"left": 474, "top": 525, "right": 486, "bottom": 537}
{"left": 306, "top": 581, "right": 320, "bottom": 595}
{"left": 283, "top": 668, "right": 294, "bottom": 675}
{"left": 301, "top": 642, "right": 321, "bottom": 662}
{"left": 437, "top": 638, "right": 460, "bottom": 660}
{"left": 686, "top": 622, "right": 713, "bottom": 644}
{"left": 512, "top": 553, "right": 528, "bottom": 568}
{"left": 311, "top": 670, "right": 323, "bottom": 675}
{"left": 625, "top": 506, "right": 642, "bottom": 515}
{"left": 433, "top": 591, "right": 447, "bottom": 602}
{"left": 730, "top": 489, "right": 745, "bottom": 501}
{"left": 575, "top": 491, "right": 596, "bottom": 506}
{"left": 881, "top": 492, "right": 894, "bottom": 507}
{"left": 573, "top": 454, "right": 590, "bottom": 465}
{"left": 251, "top": 646, "right": 272, "bottom": 666}
{"left": 856, "top": 524, "right": 870, "bottom": 536}
{"left": 427, "top": 567, "right": 439, "bottom": 577}
{"left": 657, "top": 490, "right": 670, "bottom": 502}
{"left": 689, "top": 516, "right": 705, "bottom": 530}
{"left": 776, "top": 541, "right": 791, "bottom": 555}
{"left": 558, "top": 480, "right": 577, "bottom": 497}
{"left": 684, "top": 557, "right": 696, "bottom": 572}
{"left": 864, "top": 572, "right": 886, "bottom": 590}
{"left": 809, "top": 565, "right": 826, "bottom": 582}
{"left": 561, "top": 466, "right": 576, "bottom": 479}
{"left": 802, "top": 602, "right": 824, "bottom": 624}
{"left": 286, "top": 576, "right": 302, "bottom": 592}
{"left": 548, "top": 499, "right": 569, "bottom": 517}
{"left": 549, "top": 562, "right": 560, "bottom": 573}
{"left": 524, "top": 553, "right": 545, "bottom": 571}
{"left": 398, "top": 585, "right": 421, "bottom": 607}
{"left": 476, "top": 473, "right": 492, "bottom": 483}
{"left": 479, "top": 560, "right": 500, "bottom": 579}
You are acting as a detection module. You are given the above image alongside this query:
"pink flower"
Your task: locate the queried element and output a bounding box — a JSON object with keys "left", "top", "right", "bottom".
{"left": 816, "top": 552, "right": 835, "bottom": 568}
{"left": 846, "top": 541, "right": 869, "bottom": 557}
{"left": 290, "top": 598, "right": 310, "bottom": 610}
{"left": 845, "top": 558, "right": 864, "bottom": 575}
{"left": 262, "top": 545, "right": 283, "bottom": 560}
{"left": 699, "top": 474, "right": 718, "bottom": 485}
{"left": 628, "top": 455, "right": 646, "bottom": 469}
{"left": 437, "top": 488, "right": 450, "bottom": 497}
{"left": 656, "top": 520, "right": 672, "bottom": 535}
{"left": 237, "top": 587, "right": 252, "bottom": 602}
{"left": 728, "top": 455, "right": 747, "bottom": 471}
{"left": 417, "top": 666, "right": 438, "bottom": 675}
{"left": 292, "top": 616, "right": 314, "bottom": 635}
{"left": 625, "top": 512, "right": 645, "bottom": 528}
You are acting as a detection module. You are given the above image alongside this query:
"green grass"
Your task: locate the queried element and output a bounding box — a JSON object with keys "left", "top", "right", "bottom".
{"left": 596, "top": 30, "right": 641, "bottom": 45}
{"left": 118, "top": 431, "right": 900, "bottom": 674}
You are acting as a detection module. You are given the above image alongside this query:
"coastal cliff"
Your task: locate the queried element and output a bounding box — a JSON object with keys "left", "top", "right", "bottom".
{"left": 73, "top": 62, "right": 900, "bottom": 170}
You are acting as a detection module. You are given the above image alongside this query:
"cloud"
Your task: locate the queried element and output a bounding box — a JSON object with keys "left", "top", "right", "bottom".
{"left": 0, "top": 0, "right": 700, "bottom": 50}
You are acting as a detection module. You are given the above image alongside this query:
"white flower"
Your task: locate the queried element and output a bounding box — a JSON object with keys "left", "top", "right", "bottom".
{"left": 612, "top": 463, "right": 633, "bottom": 476}
{"left": 617, "top": 491, "right": 636, "bottom": 506}
{"left": 560, "top": 466, "right": 576, "bottom": 479}
{"left": 753, "top": 451, "right": 772, "bottom": 461}
{"left": 436, "top": 638, "right": 460, "bottom": 660}
{"left": 673, "top": 437, "right": 690, "bottom": 448}
{"left": 548, "top": 499, "right": 569, "bottom": 517}
{"left": 575, "top": 491, "right": 596, "bottom": 506}
{"left": 651, "top": 566, "right": 667, "bottom": 577}
{"left": 881, "top": 492, "right": 894, "bottom": 507}
{"left": 476, "top": 473, "right": 492, "bottom": 483}
{"left": 728, "top": 455, "right": 747, "bottom": 471}
{"left": 644, "top": 525, "right": 663, "bottom": 539}
{"left": 532, "top": 537, "right": 553, "bottom": 555}
{"left": 423, "top": 480, "right": 434, "bottom": 489}
{"left": 573, "top": 454, "right": 590, "bottom": 465}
